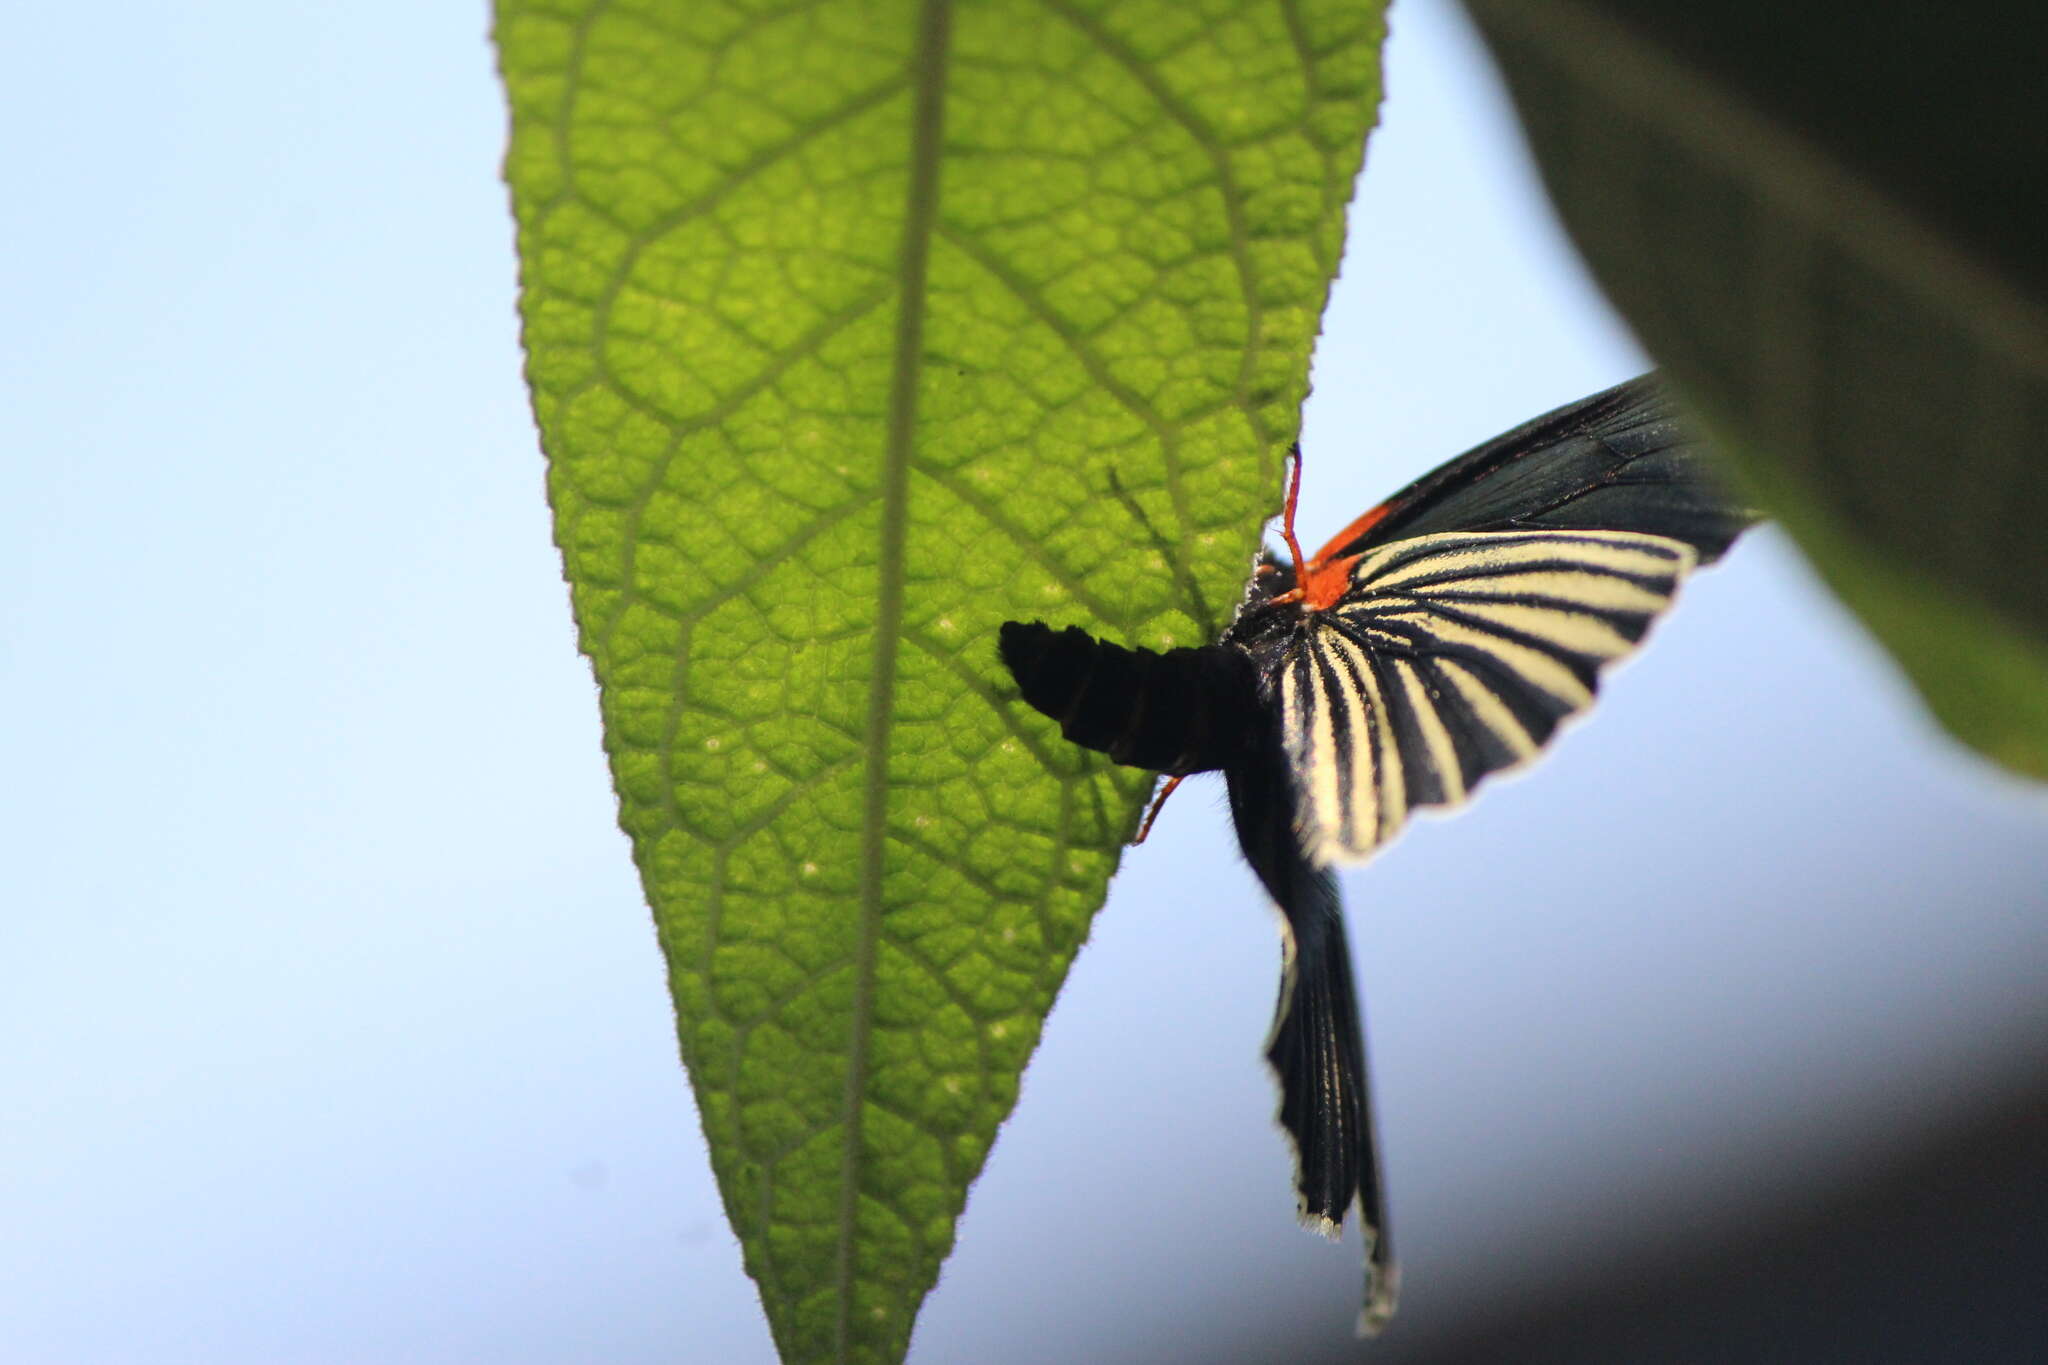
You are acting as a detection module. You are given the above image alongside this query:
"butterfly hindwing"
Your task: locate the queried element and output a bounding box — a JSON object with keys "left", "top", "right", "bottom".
{"left": 1275, "top": 528, "right": 1697, "bottom": 864}
{"left": 1224, "top": 726, "right": 1398, "bottom": 1333}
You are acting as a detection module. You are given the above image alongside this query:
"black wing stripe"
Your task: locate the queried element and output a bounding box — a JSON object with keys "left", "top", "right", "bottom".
{"left": 1425, "top": 571, "right": 1678, "bottom": 615}
{"left": 1434, "top": 656, "right": 1530, "bottom": 789}
{"left": 1284, "top": 637, "right": 1375, "bottom": 853}
{"left": 1373, "top": 607, "right": 1599, "bottom": 709}
{"left": 1351, "top": 532, "right": 1689, "bottom": 594}
{"left": 1319, "top": 629, "right": 1407, "bottom": 847}
{"left": 1455, "top": 648, "right": 1580, "bottom": 753}
{"left": 1327, "top": 613, "right": 1540, "bottom": 806}
{"left": 1379, "top": 653, "right": 1465, "bottom": 809}
{"left": 1419, "top": 654, "right": 1534, "bottom": 793}
{"left": 1432, "top": 652, "right": 1542, "bottom": 758}
{"left": 1416, "top": 597, "right": 1642, "bottom": 666}
{"left": 1281, "top": 529, "right": 1694, "bottom": 863}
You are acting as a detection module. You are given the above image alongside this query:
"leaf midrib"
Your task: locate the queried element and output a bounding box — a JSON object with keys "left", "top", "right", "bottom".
{"left": 836, "top": 0, "right": 954, "bottom": 1358}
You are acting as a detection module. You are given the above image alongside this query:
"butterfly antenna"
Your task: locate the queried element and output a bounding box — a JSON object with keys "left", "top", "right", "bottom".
{"left": 1132, "top": 774, "right": 1186, "bottom": 845}
{"left": 1281, "top": 443, "right": 1310, "bottom": 573}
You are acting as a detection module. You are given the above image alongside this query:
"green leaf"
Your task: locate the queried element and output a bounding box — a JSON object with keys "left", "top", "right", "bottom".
{"left": 1726, "top": 442, "right": 2048, "bottom": 777}
{"left": 492, "top": 2, "right": 1386, "bottom": 1359}
{"left": 1462, "top": 0, "right": 2048, "bottom": 778}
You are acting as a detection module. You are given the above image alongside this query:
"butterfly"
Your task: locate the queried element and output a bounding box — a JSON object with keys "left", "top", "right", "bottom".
{"left": 997, "top": 375, "right": 1757, "bottom": 1333}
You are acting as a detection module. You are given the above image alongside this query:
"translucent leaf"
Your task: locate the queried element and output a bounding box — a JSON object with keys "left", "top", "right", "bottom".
{"left": 493, "top": 1, "right": 1388, "bottom": 1357}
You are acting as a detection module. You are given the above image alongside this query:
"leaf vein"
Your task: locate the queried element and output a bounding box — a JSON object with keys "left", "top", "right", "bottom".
{"left": 836, "top": 2, "right": 953, "bottom": 1355}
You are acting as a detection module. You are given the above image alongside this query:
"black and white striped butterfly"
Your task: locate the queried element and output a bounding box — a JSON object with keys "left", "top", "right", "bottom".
{"left": 998, "top": 376, "right": 1756, "bottom": 1334}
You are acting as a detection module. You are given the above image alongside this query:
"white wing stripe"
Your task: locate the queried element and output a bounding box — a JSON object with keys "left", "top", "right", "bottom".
{"left": 1287, "top": 652, "right": 1350, "bottom": 857}
{"left": 1365, "top": 655, "right": 1406, "bottom": 841}
{"left": 1273, "top": 527, "right": 1696, "bottom": 865}
{"left": 1320, "top": 632, "right": 1406, "bottom": 844}
{"left": 1357, "top": 531, "right": 1693, "bottom": 590}
{"left": 1387, "top": 612, "right": 1595, "bottom": 707}
{"left": 1418, "top": 569, "right": 1675, "bottom": 615}
{"left": 1314, "top": 636, "right": 1377, "bottom": 852}
{"left": 1416, "top": 597, "right": 1641, "bottom": 661}
{"left": 1389, "top": 657, "right": 1465, "bottom": 806}
{"left": 1433, "top": 657, "right": 1539, "bottom": 761}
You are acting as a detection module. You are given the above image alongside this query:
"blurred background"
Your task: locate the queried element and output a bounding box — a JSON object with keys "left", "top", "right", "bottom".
{"left": 5, "top": 1, "right": 2044, "bottom": 1361}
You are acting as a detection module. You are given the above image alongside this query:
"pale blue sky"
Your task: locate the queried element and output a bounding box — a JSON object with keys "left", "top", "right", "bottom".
{"left": 5, "top": 3, "right": 2045, "bottom": 1363}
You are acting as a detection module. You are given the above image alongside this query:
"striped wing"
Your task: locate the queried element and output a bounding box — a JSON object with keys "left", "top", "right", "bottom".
{"left": 1275, "top": 528, "right": 1697, "bottom": 864}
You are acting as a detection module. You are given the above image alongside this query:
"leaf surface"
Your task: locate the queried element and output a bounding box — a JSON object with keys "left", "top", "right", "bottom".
{"left": 493, "top": 1, "right": 1386, "bottom": 1357}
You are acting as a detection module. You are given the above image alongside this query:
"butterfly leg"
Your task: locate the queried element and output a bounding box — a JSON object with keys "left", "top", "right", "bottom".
{"left": 1131, "top": 773, "right": 1185, "bottom": 844}
{"left": 1266, "top": 443, "right": 1310, "bottom": 607}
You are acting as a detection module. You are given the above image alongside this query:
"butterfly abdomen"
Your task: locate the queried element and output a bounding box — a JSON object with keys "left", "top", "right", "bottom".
{"left": 998, "top": 621, "right": 1260, "bottom": 774}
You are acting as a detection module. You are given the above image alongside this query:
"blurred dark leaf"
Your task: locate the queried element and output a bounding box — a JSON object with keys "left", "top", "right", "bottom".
{"left": 1463, "top": 0, "right": 2048, "bottom": 777}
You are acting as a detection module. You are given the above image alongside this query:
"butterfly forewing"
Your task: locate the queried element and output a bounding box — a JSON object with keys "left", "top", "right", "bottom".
{"left": 1276, "top": 529, "right": 1697, "bottom": 864}
{"left": 1333, "top": 374, "right": 1754, "bottom": 564}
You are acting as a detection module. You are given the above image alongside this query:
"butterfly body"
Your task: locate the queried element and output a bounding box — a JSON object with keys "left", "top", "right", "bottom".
{"left": 997, "top": 376, "right": 1757, "bottom": 1335}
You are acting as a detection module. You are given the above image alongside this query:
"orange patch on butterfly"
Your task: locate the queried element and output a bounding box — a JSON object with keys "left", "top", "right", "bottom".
{"left": 1274, "top": 454, "right": 1391, "bottom": 613}
{"left": 1287, "top": 503, "right": 1388, "bottom": 612}
{"left": 1298, "top": 553, "right": 1363, "bottom": 611}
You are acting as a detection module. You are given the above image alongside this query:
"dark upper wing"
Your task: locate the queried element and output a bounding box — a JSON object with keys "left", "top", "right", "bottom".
{"left": 1332, "top": 375, "right": 1757, "bottom": 565}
